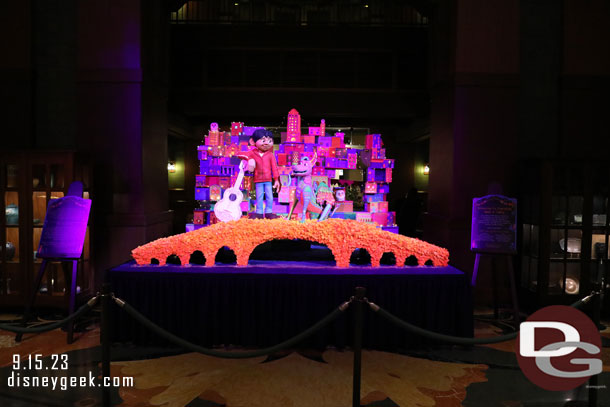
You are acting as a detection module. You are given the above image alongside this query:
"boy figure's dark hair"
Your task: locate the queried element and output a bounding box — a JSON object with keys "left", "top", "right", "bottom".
{"left": 251, "top": 129, "right": 272, "bottom": 142}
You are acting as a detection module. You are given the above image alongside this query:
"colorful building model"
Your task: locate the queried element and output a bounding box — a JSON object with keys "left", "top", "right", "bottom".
{"left": 286, "top": 108, "right": 302, "bottom": 143}
{"left": 189, "top": 108, "right": 397, "bottom": 233}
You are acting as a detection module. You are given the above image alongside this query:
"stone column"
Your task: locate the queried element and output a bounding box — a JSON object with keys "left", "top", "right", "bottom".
{"left": 426, "top": 0, "right": 520, "bottom": 302}
{"left": 76, "top": 0, "right": 172, "bottom": 281}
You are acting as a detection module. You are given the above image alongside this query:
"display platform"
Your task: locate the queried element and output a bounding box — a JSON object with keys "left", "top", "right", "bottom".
{"left": 107, "top": 259, "right": 473, "bottom": 350}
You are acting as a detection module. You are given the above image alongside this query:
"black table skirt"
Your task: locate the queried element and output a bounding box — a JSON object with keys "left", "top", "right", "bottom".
{"left": 107, "top": 261, "right": 473, "bottom": 350}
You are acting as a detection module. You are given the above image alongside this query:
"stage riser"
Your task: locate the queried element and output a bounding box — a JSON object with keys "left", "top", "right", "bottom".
{"left": 107, "top": 263, "right": 473, "bottom": 350}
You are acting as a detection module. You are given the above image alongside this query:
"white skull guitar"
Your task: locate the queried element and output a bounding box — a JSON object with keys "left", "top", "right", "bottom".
{"left": 214, "top": 161, "right": 246, "bottom": 222}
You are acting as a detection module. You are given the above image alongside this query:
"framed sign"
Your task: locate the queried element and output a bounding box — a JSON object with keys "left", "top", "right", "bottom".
{"left": 37, "top": 196, "right": 91, "bottom": 259}
{"left": 471, "top": 194, "right": 517, "bottom": 254}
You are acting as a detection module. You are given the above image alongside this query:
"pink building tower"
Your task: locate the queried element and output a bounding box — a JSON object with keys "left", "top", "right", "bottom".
{"left": 286, "top": 108, "right": 302, "bottom": 142}
{"left": 320, "top": 119, "right": 326, "bottom": 138}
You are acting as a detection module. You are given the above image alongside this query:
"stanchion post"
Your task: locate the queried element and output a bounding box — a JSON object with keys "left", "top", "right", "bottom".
{"left": 100, "top": 283, "right": 111, "bottom": 407}
{"left": 352, "top": 287, "right": 365, "bottom": 407}
{"left": 588, "top": 291, "right": 600, "bottom": 407}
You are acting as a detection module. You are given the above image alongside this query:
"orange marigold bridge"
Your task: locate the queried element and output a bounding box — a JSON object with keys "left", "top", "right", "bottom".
{"left": 132, "top": 218, "right": 449, "bottom": 268}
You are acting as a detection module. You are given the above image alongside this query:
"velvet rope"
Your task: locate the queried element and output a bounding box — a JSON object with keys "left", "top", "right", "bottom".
{"left": 0, "top": 296, "right": 99, "bottom": 334}
{"left": 116, "top": 296, "right": 350, "bottom": 359}
{"left": 370, "top": 294, "right": 594, "bottom": 346}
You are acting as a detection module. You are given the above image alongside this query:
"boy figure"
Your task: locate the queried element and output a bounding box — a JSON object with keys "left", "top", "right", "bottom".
{"left": 237, "top": 129, "right": 281, "bottom": 219}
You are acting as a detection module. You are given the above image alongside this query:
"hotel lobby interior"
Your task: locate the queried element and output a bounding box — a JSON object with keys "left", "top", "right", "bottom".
{"left": 1, "top": 1, "right": 610, "bottom": 406}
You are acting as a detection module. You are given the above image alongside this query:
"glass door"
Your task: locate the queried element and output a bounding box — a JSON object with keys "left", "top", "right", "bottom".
{"left": 1, "top": 159, "right": 24, "bottom": 299}
{"left": 31, "top": 161, "right": 69, "bottom": 297}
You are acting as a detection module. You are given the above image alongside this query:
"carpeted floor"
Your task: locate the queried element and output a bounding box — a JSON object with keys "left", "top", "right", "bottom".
{"left": 0, "top": 310, "right": 609, "bottom": 407}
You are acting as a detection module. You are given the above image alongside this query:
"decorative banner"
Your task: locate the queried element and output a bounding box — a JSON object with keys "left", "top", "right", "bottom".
{"left": 471, "top": 194, "right": 517, "bottom": 254}
{"left": 37, "top": 196, "right": 91, "bottom": 259}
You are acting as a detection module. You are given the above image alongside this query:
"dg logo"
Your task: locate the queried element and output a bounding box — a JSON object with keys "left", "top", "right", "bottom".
{"left": 516, "top": 305, "right": 603, "bottom": 391}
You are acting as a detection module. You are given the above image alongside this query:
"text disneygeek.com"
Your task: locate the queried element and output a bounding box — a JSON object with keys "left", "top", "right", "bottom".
{"left": 6, "top": 354, "right": 134, "bottom": 391}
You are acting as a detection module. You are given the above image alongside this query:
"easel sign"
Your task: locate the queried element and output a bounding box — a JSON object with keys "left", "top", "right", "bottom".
{"left": 37, "top": 196, "right": 91, "bottom": 259}
{"left": 16, "top": 192, "right": 91, "bottom": 345}
{"left": 470, "top": 194, "right": 520, "bottom": 327}
{"left": 471, "top": 194, "right": 517, "bottom": 255}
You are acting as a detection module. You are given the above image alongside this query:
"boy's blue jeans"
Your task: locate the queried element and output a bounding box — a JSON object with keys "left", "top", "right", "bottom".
{"left": 255, "top": 182, "right": 273, "bottom": 214}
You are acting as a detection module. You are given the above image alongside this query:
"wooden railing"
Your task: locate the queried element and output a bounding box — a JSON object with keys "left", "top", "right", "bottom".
{"left": 170, "top": 0, "right": 429, "bottom": 27}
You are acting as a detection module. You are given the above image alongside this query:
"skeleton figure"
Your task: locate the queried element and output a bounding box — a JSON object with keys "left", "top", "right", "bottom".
{"left": 287, "top": 153, "right": 335, "bottom": 222}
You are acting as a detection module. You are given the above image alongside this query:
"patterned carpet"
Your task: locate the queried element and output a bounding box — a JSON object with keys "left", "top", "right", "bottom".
{"left": 110, "top": 350, "right": 486, "bottom": 407}
{"left": 0, "top": 313, "right": 609, "bottom": 406}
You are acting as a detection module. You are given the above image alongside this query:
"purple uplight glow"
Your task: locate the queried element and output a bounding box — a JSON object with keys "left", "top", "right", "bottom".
{"left": 37, "top": 196, "right": 92, "bottom": 259}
